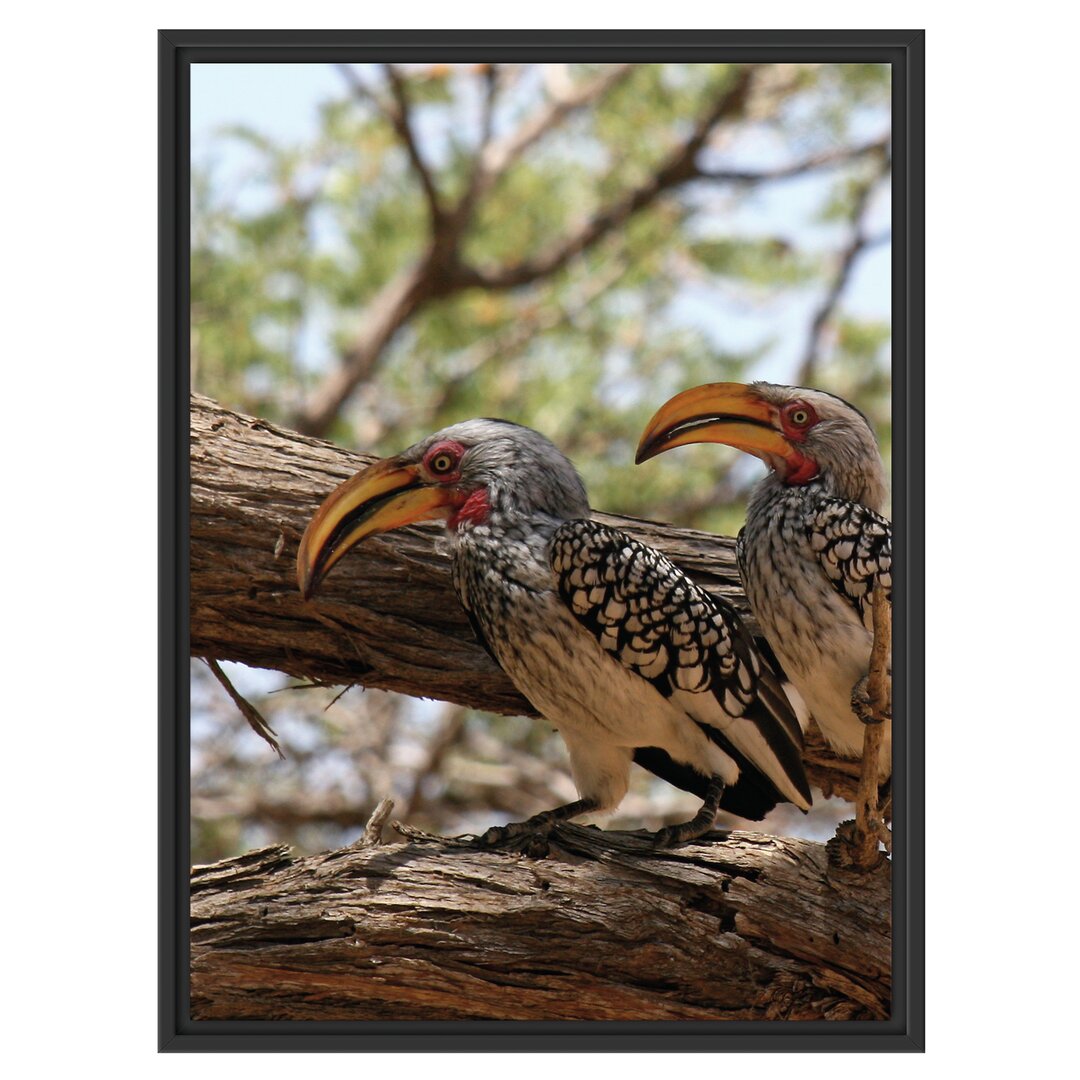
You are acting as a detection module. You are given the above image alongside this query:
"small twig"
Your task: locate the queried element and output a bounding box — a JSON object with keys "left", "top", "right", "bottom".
{"left": 471, "top": 64, "right": 635, "bottom": 198}
{"left": 853, "top": 586, "right": 892, "bottom": 866}
{"left": 392, "top": 819, "right": 476, "bottom": 848}
{"left": 354, "top": 798, "right": 396, "bottom": 849}
{"left": 797, "top": 150, "right": 891, "bottom": 386}
{"left": 867, "top": 586, "right": 892, "bottom": 719}
{"left": 699, "top": 135, "right": 889, "bottom": 184}
{"left": 382, "top": 64, "right": 444, "bottom": 225}
{"left": 324, "top": 684, "right": 354, "bottom": 711}
{"left": 205, "top": 657, "right": 284, "bottom": 759}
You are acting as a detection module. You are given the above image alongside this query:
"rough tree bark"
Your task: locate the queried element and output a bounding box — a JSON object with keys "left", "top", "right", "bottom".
{"left": 188, "top": 393, "right": 891, "bottom": 1022}
{"left": 191, "top": 818, "right": 890, "bottom": 1021}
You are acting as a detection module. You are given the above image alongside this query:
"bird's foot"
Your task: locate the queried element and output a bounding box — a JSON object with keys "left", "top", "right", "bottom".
{"left": 650, "top": 822, "right": 712, "bottom": 849}
{"left": 475, "top": 798, "right": 600, "bottom": 855}
{"left": 828, "top": 818, "right": 890, "bottom": 871}
{"left": 851, "top": 672, "right": 892, "bottom": 724}
{"left": 479, "top": 818, "right": 553, "bottom": 848}
{"left": 650, "top": 778, "right": 724, "bottom": 848}
{"left": 851, "top": 675, "right": 881, "bottom": 724}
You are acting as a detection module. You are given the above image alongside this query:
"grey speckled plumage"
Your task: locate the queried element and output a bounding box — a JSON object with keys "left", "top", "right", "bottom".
{"left": 735, "top": 385, "right": 893, "bottom": 759}
{"left": 428, "top": 420, "right": 812, "bottom": 824}
{"left": 298, "top": 417, "right": 813, "bottom": 838}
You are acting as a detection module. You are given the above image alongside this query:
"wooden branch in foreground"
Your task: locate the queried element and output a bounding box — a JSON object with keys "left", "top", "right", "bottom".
{"left": 190, "top": 393, "right": 860, "bottom": 801}
{"left": 854, "top": 589, "right": 893, "bottom": 865}
{"left": 190, "top": 821, "right": 891, "bottom": 1021}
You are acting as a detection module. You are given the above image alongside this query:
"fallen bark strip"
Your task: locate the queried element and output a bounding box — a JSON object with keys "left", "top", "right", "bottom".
{"left": 190, "top": 823, "right": 891, "bottom": 1022}
{"left": 190, "top": 393, "right": 858, "bottom": 799}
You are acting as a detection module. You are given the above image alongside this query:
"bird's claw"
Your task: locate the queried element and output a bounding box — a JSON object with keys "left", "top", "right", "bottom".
{"left": 476, "top": 819, "right": 556, "bottom": 857}
{"left": 851, "top": 675, "right": 883, "bottom": 725}
{"left": 480, "top": 824, "right": 518, "bottom": 846}
{"left": 650, "top": 819, "right": 721, "bottom": 849}
{"left": 652, "top": 826, "right": 681, "bottom": 849}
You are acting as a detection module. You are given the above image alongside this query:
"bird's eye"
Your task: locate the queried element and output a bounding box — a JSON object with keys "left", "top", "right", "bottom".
{"left": 424, "top": 442, "right": 463, "bottom": 477}
{"left": 784, "top": 402, "right": 816, "bottom": 429}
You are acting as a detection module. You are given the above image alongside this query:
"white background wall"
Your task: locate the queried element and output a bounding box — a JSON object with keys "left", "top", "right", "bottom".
{"left": 3, "top": 4, "right": 1073, "bottom": 1074}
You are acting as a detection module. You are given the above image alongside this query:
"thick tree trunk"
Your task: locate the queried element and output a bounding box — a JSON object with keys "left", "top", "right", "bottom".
{"left": 189, "top": 393, "right": 856, "bottom": 799}
{"left": 190, "top": 822, "right": 891, "bottom": 1021}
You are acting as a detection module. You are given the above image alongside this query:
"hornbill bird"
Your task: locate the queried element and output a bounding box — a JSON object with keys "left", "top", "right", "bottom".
{"left": 637, "top": 383, "right": 892, "bottom": 765}
{"left": 297, "top": 419, "right": 811, "bottom": 847}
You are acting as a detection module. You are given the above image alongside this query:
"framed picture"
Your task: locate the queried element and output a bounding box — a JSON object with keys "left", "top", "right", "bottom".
{"left": 162, "top": 28, "right": 924, "bottom": 1051}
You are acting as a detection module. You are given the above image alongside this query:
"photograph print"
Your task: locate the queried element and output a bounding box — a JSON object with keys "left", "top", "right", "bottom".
{"left": 169, "top": 33, "right": 922, "bottom": 1048}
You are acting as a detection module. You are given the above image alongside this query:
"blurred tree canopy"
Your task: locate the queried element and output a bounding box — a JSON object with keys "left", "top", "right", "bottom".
{"left": 190, "top": 61, "right": 891, "bottom": 862}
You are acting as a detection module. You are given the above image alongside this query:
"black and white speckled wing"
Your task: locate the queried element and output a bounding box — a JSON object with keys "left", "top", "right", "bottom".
{"left": 805, "top": 498, "right": 892, "bottom": 628}
{"left": 550, "top": 520, "right": 811, "bottom": 811}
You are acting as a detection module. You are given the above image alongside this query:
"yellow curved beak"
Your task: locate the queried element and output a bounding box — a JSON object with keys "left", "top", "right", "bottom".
{"left": 635, "top": 382, "right": 796, "bottom": 467}
{"left": 296, "top": 458, "right": 459, "bottom": 600}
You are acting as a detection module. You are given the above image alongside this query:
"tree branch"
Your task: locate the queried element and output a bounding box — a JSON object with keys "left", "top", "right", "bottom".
{"left": 453, "top": 66, "right": 761, "bottom": 291}
{"left": 469, "top": 63, "right": 635, "bottom": 200}
{"left": 796, "top": 154, "right": 892, "bottom": 386}
{"left": 204, "top": 657, "right": 282, "bottom": 759}
{"left": 336, "top": 63, "right": 445, "bottom": 227}
{"left": 293, "top": 262, "right": 433, "bottom": 435}
{"left": 381, "top": 63, "right": 444, "bottom": 225}
{"left": 191, "top": 392, "right": 864, "bottom": 802}
{"left": 334, "top": 62, "right": 389, "bottom": 116}
{"left": 830, "top": 587, "right": 892, "bottom": 870}
{"left": 190, "top": 826, "right": 890, "bottom": 1021}
{"left": 698, "top": 135, "right": 889, "bottom": 184}
{"left": 297, "top": 66, "right": 638, "bottom": 438}
{"left": 472, "top": 63, "right": 500, "bottom": 170}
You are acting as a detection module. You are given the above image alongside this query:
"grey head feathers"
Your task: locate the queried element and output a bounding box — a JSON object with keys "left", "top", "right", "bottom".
{"left": 749, "top": 382, "right": 887, "bottom": 511}
{"left": 402, "top": 418, "right": 591, "bottom": 522}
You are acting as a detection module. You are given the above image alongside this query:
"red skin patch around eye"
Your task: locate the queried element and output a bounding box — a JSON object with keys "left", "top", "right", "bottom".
{"left": 423, "top": 439, "right": 466, "bottom": 480}
{"left": 776, "top": 401, "right": 820, "bottom": 484}
{"left": 779, "top": 401, "right": 819, "bottom": 442}
{"left": 448, "top": 487, "right": 491, "bottom": 530}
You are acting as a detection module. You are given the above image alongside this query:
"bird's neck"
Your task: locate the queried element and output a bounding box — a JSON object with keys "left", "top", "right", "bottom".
{"left": 751, "top": 462, "right": 886, "bottom": 515}
{"left": 447, "top": 492, "right": 567, "bottom": 552}
{"left": 748, "top": 474, "right": 817, "bottom": 523}
{"left": 450, "top": 479, "right": 583, "bottom": 541}
{"left": 447, "top": 487, "right": 492, "bottom": 531}
{"left": 447, "top": 504, "right": 566, "bottom": 599}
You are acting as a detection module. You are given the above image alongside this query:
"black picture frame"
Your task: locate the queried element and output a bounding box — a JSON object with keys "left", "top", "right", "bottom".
{"left": 161, "top": 28, "right": 924, "bottom": 1052}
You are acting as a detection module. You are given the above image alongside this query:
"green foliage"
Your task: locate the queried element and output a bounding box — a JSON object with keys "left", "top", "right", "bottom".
{"left": 689, "top": 236, "right": 816, "bottom": 287}
{"left": 192, "top": 64, "right": 891, "bottom": 527}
